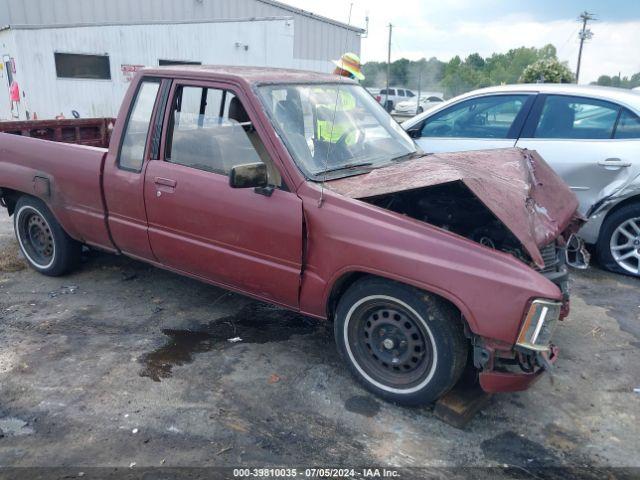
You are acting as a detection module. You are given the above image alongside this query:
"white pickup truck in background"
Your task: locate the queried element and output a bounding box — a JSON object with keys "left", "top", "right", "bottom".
{"left": 373, "top": 87, "right": 417, "bottom": 111}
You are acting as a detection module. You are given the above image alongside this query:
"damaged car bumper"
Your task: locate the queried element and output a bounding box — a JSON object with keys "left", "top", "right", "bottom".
{"left": 475, "top": 298, "right": 562, "bottom": 393}
{"left": 479, "top": 345, "right": 558, "bottom": 393}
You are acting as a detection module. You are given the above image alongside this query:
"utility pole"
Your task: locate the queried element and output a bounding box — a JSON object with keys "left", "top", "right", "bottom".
{"left": 576, "top": 11, "right": 595, "bottom": 84}
{"left": 416, "top": 66, "right": 422, "bottom": 114}
{"left": 385, "top": 23, "right": 392, "bottom": 111}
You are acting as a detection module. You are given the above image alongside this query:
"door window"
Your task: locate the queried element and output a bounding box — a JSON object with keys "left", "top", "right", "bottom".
{"left": 118, "top": 80, "right": 160, "bottom": 171}
{"left": 534, "top": 95, "right": 619, "bottom": 139}
{"left": 614, "top": 109, "right": 640, "bottom": 139}
{"left": 397, "top": 90, "right": 405, "bottom": 97}
{"left": 165, "top": 86, "right": 281, "bottom": 186}
{"left": 406, "top": 91, "right": 415, "bottom": 98}
{"left": 421, "top": 95, "right": 529, "bottom": 138}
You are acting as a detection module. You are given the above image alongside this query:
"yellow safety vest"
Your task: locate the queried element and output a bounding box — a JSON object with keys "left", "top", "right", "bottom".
{"left": 316, "top": 90, "right": 357, "bottom": 144}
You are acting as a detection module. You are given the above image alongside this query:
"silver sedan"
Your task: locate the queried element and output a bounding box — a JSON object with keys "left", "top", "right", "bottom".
{"left": 403, "top": 84, "right": 640, "bottom": 277}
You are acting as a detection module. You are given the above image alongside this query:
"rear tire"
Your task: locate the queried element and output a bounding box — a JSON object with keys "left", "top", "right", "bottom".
{"left": 596, "top": 203, "right": 640, "bottom": 277}
{"left": 334, "top": 277, "right": 468, "bottom": 406}
{"left": 13, "top": 196, "right": 81, "bottom": 276}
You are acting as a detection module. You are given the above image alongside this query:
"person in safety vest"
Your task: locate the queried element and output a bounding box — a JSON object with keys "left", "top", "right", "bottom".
{"left": 315, "top": 52, "right": 365, "bottom": 145}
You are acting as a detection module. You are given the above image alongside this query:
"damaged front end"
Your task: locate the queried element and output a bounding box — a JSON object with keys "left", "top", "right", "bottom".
{"left": 327, "top": 148, "right": 585, "bottom": 390}
{"left": 328, "top": 148, "right": 584, "bottom": 301}
{"left": 360, "top": 181, "right": 575, "bottom": 301}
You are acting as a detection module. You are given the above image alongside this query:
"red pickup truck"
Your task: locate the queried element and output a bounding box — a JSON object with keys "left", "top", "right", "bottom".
{"left": 0, "top": 66, "right": 581, "bottom": 405}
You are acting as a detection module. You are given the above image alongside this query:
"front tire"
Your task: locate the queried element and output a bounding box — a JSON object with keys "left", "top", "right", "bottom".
{"left": 13, "top": 196, "right": 81, "bottom": 276}
{"left": 334, "top": 277, "right": 468, "bottom": 405}
{"left": 417, "top": 106, "right": 424, "bottom": 114}
{"left": 596, "top": 203, "right": 640, "bottom": 277}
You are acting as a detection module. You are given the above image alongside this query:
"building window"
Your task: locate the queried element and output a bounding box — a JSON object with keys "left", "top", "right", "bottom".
{"left": 55, "top": 53, "right": 111, "bottom": 80}
{"left": 158, "top": 60, "right": 202, "bottom": 66}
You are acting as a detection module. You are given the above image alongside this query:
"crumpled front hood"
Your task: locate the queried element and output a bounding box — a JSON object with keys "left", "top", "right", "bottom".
{"left": 326, "top": 148, "right": 582, "bottom": 268}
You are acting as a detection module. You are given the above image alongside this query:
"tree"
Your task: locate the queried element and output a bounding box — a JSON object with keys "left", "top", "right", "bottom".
{"left": 520, "top": 59, "right": 574, "bottom": 83}
{"left": 596, "top": 75, "right": 613, "bottom": 86}
{"left": 591, "top": 72, "right": 640, "bottom": 89}
{"left": 465, "top": 53, "right": 485, "bottom": 69}
{"left": 360, "top": 43, "right": 587, "bottom": 96}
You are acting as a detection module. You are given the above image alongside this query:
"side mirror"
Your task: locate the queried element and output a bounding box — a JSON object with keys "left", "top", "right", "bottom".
{"left": 407, "top": 125, "right": 422, "bottom": 139}
{"left": 229, "top": 162, "right": 273, "bottom": 196}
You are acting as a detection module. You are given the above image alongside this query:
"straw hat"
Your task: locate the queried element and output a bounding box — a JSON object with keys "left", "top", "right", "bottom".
{"left": 332, "top": 52, "right": 365, "bottom": 80}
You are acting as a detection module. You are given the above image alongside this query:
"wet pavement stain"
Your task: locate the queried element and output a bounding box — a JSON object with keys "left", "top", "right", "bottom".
{"left": 139, "top": 330, "right": 218, "bottom": 381}
{"left": 481, "top": 431, "right": 610, "bottom": 480}
{"left": 481, "top": 430, "right": 561, "bottom": 470}
{"left": 344, "top": 395, "right": 380, "bottom": 417}
{"left": 139, "top": 302, "right": 320, "bottom": 382}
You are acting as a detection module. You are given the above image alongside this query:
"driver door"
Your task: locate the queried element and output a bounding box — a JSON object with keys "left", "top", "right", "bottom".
{"left": 144, "top": 81, "right": 303, "bottom": 308}
{"left": 412, "top": 94, "right": 535, "bottom": 154}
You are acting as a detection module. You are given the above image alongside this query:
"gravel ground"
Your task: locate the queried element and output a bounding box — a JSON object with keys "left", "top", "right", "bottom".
{"left": 0, "top": 209, "right": 638, "bottom": 474}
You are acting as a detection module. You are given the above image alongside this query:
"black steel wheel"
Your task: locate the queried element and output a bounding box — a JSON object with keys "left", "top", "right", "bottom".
{"left": 347, "top": 298, "right": 435, "bottom": 391}
{"left": 17, "top": 208, "right": 55, "bottom": 268}
{"left": 334, "top": 277, "right": 468, "bottom": 405}
{"left": 14, "top": 196, "right": 81, "bottom": 276}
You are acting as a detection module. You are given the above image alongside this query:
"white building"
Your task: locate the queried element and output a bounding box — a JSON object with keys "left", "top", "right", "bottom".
{"left": 0, "top": 0, "right": 363, "bottom": 120}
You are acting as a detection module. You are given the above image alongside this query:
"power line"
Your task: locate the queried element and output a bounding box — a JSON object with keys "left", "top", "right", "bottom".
{"left": 576, "top": 11, "right": 596, "bottom": 84}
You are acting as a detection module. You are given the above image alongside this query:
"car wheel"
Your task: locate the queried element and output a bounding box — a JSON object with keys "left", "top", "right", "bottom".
{"left": 596, "top": 203, "right": 640, "bottom": 276}
{"left": 334, "top": 277, "right": 468, "bottom": 405}
{"left": 13, "top": 196, "right": 81, "bottom": 276}
{"left": 384, "top": 101, "right": 394, "bottom": 112}
{"left": 417, "top": 107, "right": 424, "bottom": 114}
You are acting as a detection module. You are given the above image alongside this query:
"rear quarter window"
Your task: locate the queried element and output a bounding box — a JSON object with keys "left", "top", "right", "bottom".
{"left": 118, "top": 80, "right": 160, "bottom": 171}
{"left": 615, "top": 109, "right": 640, "bottom": 139}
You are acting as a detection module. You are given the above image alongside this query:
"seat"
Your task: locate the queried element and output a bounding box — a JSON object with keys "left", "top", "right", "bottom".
{"left": 170, "top": 127, "right": 224, "bottom": 174}
{"left": 537, "top": 102, "right": 576, "bottom": 138}
{"left": 228, "top": 96, "right": 282, "bottom": 186}
{"left": 276, "top": 100, "right": 304, "bottom": 135}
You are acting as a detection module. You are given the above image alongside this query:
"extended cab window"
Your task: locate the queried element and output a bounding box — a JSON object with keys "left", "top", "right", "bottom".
{"left": 615, "top": 109, "right": 640, "bottom": 139}
{"left": 165, "top": 86, "right": 281, "bottom": 186}
{"left": 118, "top": 80, "right": 160, "bottom": 171}
{"left": 421, "top": 95, "right": 528, "bottom": 138}
{"left": 534, "top": 95, "right": 619, "bottom": 139}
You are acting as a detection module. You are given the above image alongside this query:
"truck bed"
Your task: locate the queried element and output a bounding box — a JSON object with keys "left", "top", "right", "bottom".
{"left": 0, "top": 118, "right": 115, "bottom": 148}
{"left": 0, "top": 126, "right": 114, "bottom": 251}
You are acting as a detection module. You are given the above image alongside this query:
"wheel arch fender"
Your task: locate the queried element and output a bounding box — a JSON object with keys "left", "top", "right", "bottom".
{"left": 1, "top": 182, "right": 83, "bottom": 242}
{"left": 324, "top": 267, "right": 478, "bottom": 336}
{"left": 597, "top": 194, "right": 640, "bottom": 240}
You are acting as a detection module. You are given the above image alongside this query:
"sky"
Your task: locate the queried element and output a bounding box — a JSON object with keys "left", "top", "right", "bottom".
{"left": 283, "top": 0, "right": 640, "bottom": 84}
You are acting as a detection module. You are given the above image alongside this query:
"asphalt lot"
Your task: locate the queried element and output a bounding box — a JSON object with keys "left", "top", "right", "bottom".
{"left": 0, "top": 208, "right": 639, "bottom": 473}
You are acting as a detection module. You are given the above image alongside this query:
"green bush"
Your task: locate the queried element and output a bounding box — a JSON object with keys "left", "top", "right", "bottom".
{"left": 520, "top": 59, "right": 574, "bottom": 83}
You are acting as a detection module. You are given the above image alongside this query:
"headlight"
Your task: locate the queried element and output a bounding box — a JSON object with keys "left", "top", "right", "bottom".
{"left": 516, "top": 299, "right": 562, "bottom": 352}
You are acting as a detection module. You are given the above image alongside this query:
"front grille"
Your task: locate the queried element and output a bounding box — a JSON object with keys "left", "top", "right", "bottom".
{"left": 538, "top": 243, "right": 560, "bottom": 274}
{"left": 536, "top": 242, "right": 569, "bottom": 301}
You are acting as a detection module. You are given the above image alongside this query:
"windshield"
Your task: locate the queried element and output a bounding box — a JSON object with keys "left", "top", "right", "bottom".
{"left": 258, "top": 84, "right": 417, "bottom": 179}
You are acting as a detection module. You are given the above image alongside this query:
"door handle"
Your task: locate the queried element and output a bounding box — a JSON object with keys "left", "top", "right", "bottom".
{"left": 597, "top": 158, "right": 631, "bottom": 168}
{"left": 154, "top": 177, "right": 177, "bottom": 187}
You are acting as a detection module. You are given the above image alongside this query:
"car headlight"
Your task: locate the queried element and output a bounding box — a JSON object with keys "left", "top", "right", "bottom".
{"left": 516, "top": 299, "right": 562, "bottom": 352}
